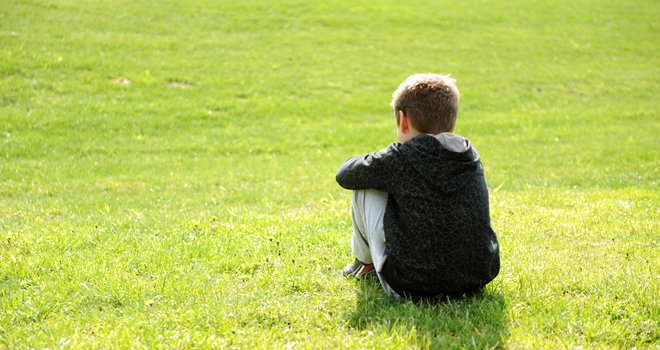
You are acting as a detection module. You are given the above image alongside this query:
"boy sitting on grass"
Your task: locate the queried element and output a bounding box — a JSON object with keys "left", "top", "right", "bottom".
{"left": 336, "top": 73, "right": 500, "bottom": 301}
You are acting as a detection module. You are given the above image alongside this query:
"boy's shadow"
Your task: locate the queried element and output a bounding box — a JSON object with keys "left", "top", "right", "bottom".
{"left": 349, "top": 280, "right": 508, "bottom": 348}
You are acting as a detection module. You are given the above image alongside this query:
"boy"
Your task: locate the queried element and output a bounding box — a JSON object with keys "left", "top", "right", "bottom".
{"left": 336, "top": 73, "right": 500, "bottom": 301}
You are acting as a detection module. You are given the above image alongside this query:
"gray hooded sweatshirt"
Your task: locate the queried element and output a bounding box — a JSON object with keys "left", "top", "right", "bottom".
{"left": 336, "top": 133, "right": 500, "bottom": 297}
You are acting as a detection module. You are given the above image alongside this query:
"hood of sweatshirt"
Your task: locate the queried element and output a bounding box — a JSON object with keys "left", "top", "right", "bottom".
{"left": 399, "top": 133, "right": 483, "bottom": 193}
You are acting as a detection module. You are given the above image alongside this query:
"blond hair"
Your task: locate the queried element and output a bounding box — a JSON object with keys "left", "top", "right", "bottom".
{"left": 390, "top": 73, "right": 460, "bottom": 134}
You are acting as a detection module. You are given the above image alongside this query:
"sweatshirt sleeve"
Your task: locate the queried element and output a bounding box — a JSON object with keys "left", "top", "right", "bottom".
{"left": 335, "top": 143, "right": 401, "bottom": 190}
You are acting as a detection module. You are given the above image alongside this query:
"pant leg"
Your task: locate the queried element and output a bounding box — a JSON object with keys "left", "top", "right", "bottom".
{"left": 350, "top": 189, "right": 403, "bottom": 301}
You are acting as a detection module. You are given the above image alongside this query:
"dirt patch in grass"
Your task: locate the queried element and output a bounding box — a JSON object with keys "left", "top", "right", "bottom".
{"left": 167, "top": 80, "right": 194, "bottom": 88}
{"left": 111, "top": 77, "right": 131, "bottom": 85}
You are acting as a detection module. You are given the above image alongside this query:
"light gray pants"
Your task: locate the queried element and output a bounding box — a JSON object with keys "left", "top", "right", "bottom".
{"left": 351, "top": 189, "right": 403, "bottom": 301}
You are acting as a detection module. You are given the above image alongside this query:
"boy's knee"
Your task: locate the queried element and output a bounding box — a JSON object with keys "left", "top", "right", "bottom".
{"left": 353, "top": 189, "right": 388, "bottom": 203}
{"left": 352, "top": 189, "right": 388, "bottom": 226}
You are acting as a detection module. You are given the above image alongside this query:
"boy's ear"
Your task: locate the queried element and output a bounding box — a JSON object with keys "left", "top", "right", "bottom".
{"left": 399, "top": 110, "right": 409, "bottom": 133}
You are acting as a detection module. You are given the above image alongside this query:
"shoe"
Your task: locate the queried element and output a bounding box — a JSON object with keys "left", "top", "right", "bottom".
{"left": 342, "top": 258, "right": 375, "bottom": 279}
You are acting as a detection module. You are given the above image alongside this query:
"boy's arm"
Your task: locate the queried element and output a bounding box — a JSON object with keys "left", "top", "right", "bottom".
{"left": 335, "top": 143, "right": 401, "bottom": 190}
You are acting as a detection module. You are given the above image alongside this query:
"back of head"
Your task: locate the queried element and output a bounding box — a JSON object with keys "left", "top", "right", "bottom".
{"left": 390, "top": 73, "right": 460, "bottom": 134}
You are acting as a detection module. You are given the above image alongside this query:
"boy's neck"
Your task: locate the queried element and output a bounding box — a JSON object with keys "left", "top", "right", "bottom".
{"left": 399, "top": 129, "right": 424, "bottom": 143}
{"left": 396, "top": 111, "right": 455, "bottom": 143}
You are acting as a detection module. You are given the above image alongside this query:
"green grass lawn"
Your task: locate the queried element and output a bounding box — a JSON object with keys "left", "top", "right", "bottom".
{"left": 1, "top": 0, "right": 658, "bottom": 348}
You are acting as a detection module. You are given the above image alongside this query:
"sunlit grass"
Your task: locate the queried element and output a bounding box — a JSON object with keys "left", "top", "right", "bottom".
{"left": 1, "top": 0, "right": 658, "bottom": 348}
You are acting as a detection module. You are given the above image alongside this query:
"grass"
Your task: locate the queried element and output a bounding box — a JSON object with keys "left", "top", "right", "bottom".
{"left": 1, "top": 0, "right": 659, "bottom": 348}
